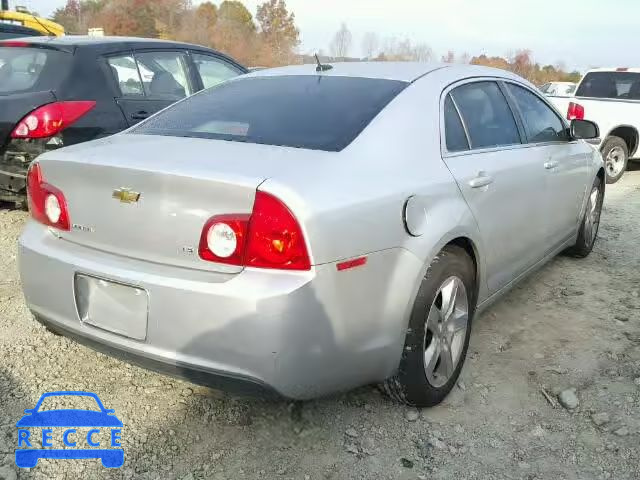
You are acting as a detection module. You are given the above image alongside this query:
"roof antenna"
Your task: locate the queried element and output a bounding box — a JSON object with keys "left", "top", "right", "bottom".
{"left": 315, "top": 54, "right": 333, "bottom": 72}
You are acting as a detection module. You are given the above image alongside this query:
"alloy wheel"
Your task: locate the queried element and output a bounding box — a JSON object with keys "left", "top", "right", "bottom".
{"left": 584, "top": 184, "right": 602, "bottom": 246}
{"left": 423, "top": 276, "right": 469, "bottom": 388}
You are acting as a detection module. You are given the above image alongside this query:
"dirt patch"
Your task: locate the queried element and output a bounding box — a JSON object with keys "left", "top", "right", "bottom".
{"left": 1, "top": 172, "right": 639, "bottom": 479}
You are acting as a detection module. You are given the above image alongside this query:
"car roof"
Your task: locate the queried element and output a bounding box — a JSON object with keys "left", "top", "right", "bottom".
{"left": 245, "top": 62, "right": 450, "bottom": 82}
{"left": 245, "top": 62, "right": 527, "bottom": 83}
{"left": 12, "top": 34, "right": 214, "bottom": 50}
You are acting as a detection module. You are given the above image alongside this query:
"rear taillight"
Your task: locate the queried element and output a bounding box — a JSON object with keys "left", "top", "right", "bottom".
{"left": 199, "top": 191, "right": 311, "bottom": 271}
{"left": 567, "top": 102, "right": 584, "bottom": 121}
{"left": 26, "top": 163, "right": 70, "bottom": 231}
{"left": 11, "top": 101, "right": 96, "bottom": 139}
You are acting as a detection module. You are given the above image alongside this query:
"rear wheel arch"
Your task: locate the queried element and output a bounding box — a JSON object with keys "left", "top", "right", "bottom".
{"left": 446, "top": 237, "right": 480, "bottom": 303}
{"left": 606, "top": 125, "right": 638, "bottom": 157}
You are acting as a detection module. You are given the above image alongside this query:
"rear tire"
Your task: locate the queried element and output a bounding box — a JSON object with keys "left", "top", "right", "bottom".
{"left": 566, "top": 176, "right": 604, "bottom": 258}
{"left": 601, "top": 136, "right": 628, "bottom": 184}
{"left": 381, "top": 245, "right": 475, "bottom": 407}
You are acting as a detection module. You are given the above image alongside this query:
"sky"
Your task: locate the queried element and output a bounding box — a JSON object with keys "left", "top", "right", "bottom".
{"left": 24, "top": 0, "right": 640, "bottom": 72}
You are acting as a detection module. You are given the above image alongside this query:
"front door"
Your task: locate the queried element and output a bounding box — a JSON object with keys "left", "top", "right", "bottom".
{"left": 503, "top": 82, "right": 590, "bottom": 249}
{"left": 441, "top": 81, "right": 548, "bottom": 293}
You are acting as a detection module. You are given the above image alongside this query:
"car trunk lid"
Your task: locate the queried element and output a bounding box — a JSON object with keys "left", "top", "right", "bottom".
{"left": 37, "top": 134, "right": 324, "bottom": 273}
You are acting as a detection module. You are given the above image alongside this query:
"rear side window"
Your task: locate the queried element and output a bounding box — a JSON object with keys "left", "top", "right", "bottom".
{"left": 136, "top": 51, "right": 193, "bottom": 99}
{"left": 505, "top": 83, "right": 568, "bottom": 143}
{"left": 576, "top": 71, "right": 640, "bottom": 99}
{"left": 107, "top": 55, "right": 144, "bottom": 96}
{"left": 131, "top": 75, "right": 408, "bottom": 152}
{"left": 450, "top": 81, "right": 521, "bottom": 149}
{"left": 0, "top": 47, "right": 71, "bottom": 94}
{"left": 107, "top": 51, "right": 194, "bottom": 100}
{"left": 443, "top": 94, "right": 469, "bottom": 152}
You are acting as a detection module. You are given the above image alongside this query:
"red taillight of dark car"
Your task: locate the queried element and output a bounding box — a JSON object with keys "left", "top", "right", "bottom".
{"left": 199, "top": 191, "right": 311, "bottom": 271}
{"left": 567, "top": 102, "right": 585, "bottom": 121}
{"left": 26, "top": 162, "right": 71, "bottom": 231}
{"left": 11, "top": 101, "right": 96, "bottom": 139}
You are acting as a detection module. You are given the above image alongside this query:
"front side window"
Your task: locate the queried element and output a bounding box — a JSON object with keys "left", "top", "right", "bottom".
{"left": 443, "top": 94, "right": 469, "bottom": 152}
{"left": 131, "top": 75, "right": 407, "bottom": 152}
{"left": 450, "top": 81, "right": 521, "bottom": 149}
{"left": 506, "top": 83, "right": 568, "bottom": 143}
{"left": 192, "top": 53, "right": 241, "bottom": 89}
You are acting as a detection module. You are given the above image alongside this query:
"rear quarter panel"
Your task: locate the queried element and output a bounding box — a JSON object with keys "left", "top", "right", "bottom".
{"left": 260, "top": 68, "right": 488, "bottom": 319}
{"left": 57, "top": 46, "right": 129, "bottom": 143}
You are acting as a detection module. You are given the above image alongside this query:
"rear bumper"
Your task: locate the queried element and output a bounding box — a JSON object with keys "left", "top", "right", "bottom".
{"left": 19, "top": 221, "right": 421, "bottom": 399}
{"left": 33, "top": 314, "right": 278, "bottom": 397}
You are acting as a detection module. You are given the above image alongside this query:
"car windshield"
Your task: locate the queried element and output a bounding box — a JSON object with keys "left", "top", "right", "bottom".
{"left": 36, "top": 395, "right": 102, "bottom": 412}
{"left": 576, "top": 71, "right": 640, "bottom": 99}
{"left": 0, "top": 46, "right": 71, "bottom": 95}
{"left": 130, "top": 75, "right": 408, "bottom": 152}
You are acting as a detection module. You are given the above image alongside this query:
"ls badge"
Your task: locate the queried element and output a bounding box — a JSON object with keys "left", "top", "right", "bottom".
{"left": 112, "top": 188, "right": 140, "bottom": 204}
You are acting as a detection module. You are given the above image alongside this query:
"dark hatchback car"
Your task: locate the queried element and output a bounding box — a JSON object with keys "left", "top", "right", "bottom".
{"left": 0, "top": 36, "right": 247, "bottom": 206}
{"left": 0, "top": 23, "right": 43, "bottom": 39}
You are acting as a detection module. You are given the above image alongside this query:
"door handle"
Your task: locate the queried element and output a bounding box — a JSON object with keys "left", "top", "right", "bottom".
{"left": 130, "top": 111, "right": 150, "bottom": 120}
{"left": 544, "top": 160, "right": 559, "bottom": 170}
{"left": 468, "top": 174, "right": 494, "bottom": 189}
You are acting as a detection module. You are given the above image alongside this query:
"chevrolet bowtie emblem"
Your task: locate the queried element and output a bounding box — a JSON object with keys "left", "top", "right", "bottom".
{"left": 112, "top": 188, "right": 141, "bottom": 204}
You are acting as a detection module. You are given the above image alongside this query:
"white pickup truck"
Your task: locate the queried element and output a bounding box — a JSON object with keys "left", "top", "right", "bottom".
{"left": 549, "top": 68, "right": 640, "bottom": 183}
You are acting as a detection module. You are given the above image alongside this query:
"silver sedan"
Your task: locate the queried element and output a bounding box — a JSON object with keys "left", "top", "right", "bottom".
{"left": 19, "top": 63, "right": 604, "bottom": 406}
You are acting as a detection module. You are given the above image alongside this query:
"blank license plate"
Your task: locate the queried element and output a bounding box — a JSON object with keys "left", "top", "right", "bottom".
{"left": 74, "top": 274, "right": 148, "bottom": 340}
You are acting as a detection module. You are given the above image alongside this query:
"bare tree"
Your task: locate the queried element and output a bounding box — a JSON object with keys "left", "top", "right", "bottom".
{"left": 378, "top": 36, "right": 432, "bottom": 62}
{"left": 412, "top": 43, "right": 433, "bottom": 62}
{"left": 441, "top": 50, "right": 455, "bottom": 63}
{"left": 330, "top": 22, "right": 352, "bottom": 58}
{"left": 361, "top": 31, "right": 379, "bottom": 59}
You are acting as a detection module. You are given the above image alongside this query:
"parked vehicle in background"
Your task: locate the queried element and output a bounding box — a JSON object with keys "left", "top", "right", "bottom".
{"left": 0, "top": 7, "right": 64, "bottom": 36}
{"left": 19, "top": 63, "right": 604, "bottom": 407}
{"left": 548, "top": 68, "right": 640, "bottom": 183}
{"left": 0, "top": 36, "right": 247, "bottom": 206}
{"left": 539, "top": 81, "right": 576, "bottom": 97}
{"left": 0, "top": 23, "right": 43, "bottom": 39}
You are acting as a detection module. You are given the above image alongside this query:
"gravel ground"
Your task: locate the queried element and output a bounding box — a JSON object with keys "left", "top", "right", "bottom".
{"left": 1, "top": 169, "right": 639, "bottom": 480}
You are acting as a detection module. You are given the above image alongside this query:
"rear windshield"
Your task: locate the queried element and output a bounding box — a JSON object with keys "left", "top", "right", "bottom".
{"left": 131, "top": 75, "right": 408, "bottom": 152}
{"left": 576, "top": 71, "right": 640, "bottom": 100}
{"left": 0, "top": 47, "right": 71, "bottom": 95}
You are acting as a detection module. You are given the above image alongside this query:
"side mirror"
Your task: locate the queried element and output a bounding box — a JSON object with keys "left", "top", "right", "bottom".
{"left": 571, "top": 119, "right": 600, "bottom": 142}
{"left": 23, "top": 409, "right": 34, "bottom": 414}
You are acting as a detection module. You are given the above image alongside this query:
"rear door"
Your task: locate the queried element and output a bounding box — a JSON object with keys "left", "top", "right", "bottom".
{"left": 503, "top": 82, "right": 590, "bottom": 249}
{"left": 107, "top": 49, "right": 195, "bottom": 126}
{"left": 441, "top": 80, "right": 548, "bottom": 293}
